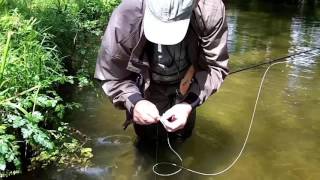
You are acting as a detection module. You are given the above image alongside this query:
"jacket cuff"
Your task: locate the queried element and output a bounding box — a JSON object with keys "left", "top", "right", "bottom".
{"left": 126, "top": 93, "right": 145, "bottom": 113}
{"left": 183, "top": 92, "right": 200, "bottom": 109}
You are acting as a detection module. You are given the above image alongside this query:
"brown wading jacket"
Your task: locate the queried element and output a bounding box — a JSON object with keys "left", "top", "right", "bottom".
{"left": 94, "top": 0, "right": 229, "bottom": 126}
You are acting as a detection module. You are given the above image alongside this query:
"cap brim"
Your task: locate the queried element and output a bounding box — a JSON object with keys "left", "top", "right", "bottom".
{"left": 143, "top": 6, "right": 190, "bottom": 45}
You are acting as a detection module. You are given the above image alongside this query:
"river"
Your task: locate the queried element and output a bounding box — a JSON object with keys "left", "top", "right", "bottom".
{"left": 13, "top": 0, "right": 320, "bottom": 180}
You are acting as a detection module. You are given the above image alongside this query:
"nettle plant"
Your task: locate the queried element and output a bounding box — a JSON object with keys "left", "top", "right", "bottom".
{"left": 0, "top": 11, "right": 92, "bottom": 173}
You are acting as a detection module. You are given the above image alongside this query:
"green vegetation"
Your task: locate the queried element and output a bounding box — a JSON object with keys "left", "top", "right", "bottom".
{"left": 0, "top": 0, "right": 120, "bottom": 176}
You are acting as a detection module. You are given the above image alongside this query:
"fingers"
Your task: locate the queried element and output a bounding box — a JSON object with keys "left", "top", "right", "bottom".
{"left": 160, "top": 110, "right": 185, "bottom": 132}
{"left": 143, "top": 104, "right": 160, "bottom": 124}
{"left": 161, "top": 119, "right": 185, "bottom": 132}
{"left": 148, "top": 104, "right": 160, "bottom": 121}
{"left": 160, "top": 109, "right": 174, "bottom": 124}
{"left": 133, "top": 100, "right": 160, "bottom": 125}
{"left": 134, "top": 111, "right": 159, "bottom": 125}
{"left": 134, "top": 113, "right": 156, "bottom": 125}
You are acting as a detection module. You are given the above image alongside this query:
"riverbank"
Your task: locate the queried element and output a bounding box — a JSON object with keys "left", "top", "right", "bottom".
{"left": 0, "top": 0, "right": 120, "bottom": 176}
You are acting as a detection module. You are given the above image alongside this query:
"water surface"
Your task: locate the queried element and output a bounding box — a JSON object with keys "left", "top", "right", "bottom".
{"left": 15, "top": 1, "right": 320, "bottom": 180}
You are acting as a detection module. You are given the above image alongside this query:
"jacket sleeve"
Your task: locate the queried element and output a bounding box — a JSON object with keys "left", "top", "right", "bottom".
{"left": 94, "top": 1, "right": 144, "bottom": 113}
{"left": 183, "top": 0, "right": 229, "bottom": 108}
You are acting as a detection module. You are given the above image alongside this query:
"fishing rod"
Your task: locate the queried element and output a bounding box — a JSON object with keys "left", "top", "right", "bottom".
{"left": 229, "top": 47, "right": 320, "bottom": 75}
{"left": 178, "top": 47, "right": 320, "bottom": 95}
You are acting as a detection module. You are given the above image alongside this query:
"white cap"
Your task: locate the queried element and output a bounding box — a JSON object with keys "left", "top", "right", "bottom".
{"left": 143, "top": 0, "right": 195, "bottom": 45}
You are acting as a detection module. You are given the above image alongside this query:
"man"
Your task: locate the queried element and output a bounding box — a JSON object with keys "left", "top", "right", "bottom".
{"left": 95, "top": 0, "right": 229, "bottom": 141}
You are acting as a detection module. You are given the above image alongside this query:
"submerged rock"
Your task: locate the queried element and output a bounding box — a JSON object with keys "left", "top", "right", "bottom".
{"left": 75, "top": 167, "right": 112, "bottom": 177}
{"left": 53, "top": 166, "right": 113, "bottom": 180}
{"left": 94, "top": 135, "right": 132, "bottom": 147}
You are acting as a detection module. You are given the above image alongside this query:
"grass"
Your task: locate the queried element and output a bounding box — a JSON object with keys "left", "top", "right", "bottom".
{"left": 0, "top": 32, "right": 12, "bottom": 83}
{"left": 0, "top": 0, "right": 120, "bottom": 176}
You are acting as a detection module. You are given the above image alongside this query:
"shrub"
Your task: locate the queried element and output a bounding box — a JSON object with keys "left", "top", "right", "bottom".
{"left": 0, "top": 0, "right": 121, "bottom": 176}
{"left": 0, "top": 11, "right": 91, "bottom": 174}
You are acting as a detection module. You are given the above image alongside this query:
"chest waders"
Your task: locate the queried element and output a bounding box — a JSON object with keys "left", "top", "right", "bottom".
{"left": 133, "top": 40, "right": 196, "bottom": 141}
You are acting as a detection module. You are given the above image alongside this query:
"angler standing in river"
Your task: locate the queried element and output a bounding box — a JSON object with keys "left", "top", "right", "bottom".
{"left": 95, "top": 0, "right": 229, "bottom": 141}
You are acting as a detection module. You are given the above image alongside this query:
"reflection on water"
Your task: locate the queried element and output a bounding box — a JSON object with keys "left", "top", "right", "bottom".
{"left": 16, "top": 1, "right": 320, "bottom": 180}
{"left": 94, "top": 135, "right": 133, "bottom": 147}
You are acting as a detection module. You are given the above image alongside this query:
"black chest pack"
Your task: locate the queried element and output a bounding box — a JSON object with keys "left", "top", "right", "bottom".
{"left": 147, "top": 41, "right": 191, "bottom": 84}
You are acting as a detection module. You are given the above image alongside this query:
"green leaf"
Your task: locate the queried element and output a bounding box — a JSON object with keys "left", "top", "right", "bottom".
{"left": 80, "top": 148, "right": 92, "bottom": 154}
{"left": 21, "top": 128, "right": 33, "bottom": 138}
{"left": 25, "top": 111, "right": 43, "bottom": 123}
{"left": 0, "top": 142, "right": 9, "bottom": 154}
{"left": 0, "top": 125, "right": 6, "bottom": 134}
{"left": 34, "top": 95, "right": 59, "bottom": 108}
{"left": 55, "top": 104, "right": 65, "bottom": 119}
{"left": 0, "top": 157, "right": 6, "bottom": 171}
{"left": 6, "top": 114, "right": 22, "bottom": 123}
{"left": 81, "top": 148, "right": 93, "bottom": 158}
{"left": 6, "top": 152, "right": 15, "bottom": 162}
{"left": 33, "top": 132, "right": 53, "bottom": 149}
{"left": 13, "top": 158, "right": 21, "bottom": 167}
{"left": 78, "top": 76, "right": 90, "bottom": 87}
{"left": 58, "top": 126, "right": 67, "bottom": 132}
{"left": 13, "top": 118, "right": 27, "bottom": 128}
{"left": 65, "top": 76, "right": 74, "bottom": 84}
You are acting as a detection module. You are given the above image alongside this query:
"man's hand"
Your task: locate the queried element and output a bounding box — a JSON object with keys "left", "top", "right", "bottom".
{"left": 160, "top": 103, "right": 192, "bottom": 132}
{"left": 133, "top": 100, "right": 160, "bottom": 125}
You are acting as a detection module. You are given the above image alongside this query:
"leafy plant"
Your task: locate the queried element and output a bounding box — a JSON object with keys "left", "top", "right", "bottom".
{"left": 0, "top": 11, "right": 91, "bottom": 174}
{"left": 0, "top": 0, "right": 121, "bottom": 176}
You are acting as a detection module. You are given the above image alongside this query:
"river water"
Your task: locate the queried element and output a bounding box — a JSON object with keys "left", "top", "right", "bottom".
{"left": 14, "top": 1, "right": 320, "bottom": 180}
